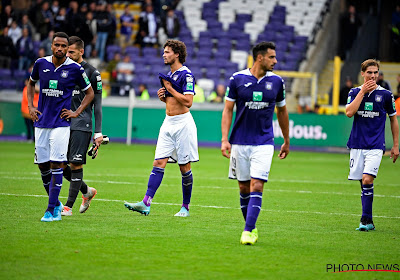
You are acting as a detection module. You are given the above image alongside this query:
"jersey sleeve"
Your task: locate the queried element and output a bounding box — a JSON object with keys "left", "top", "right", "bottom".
{"left": 91, "top": 70, "right": 102, "bottom": 96}
{"left": 386, "top": 92, "right": 397, "bottom": 117}
{"left": 77, "top": 66, "right": 92, "bottom": 91}
{"left": 30, "top": 59, "right": 41, "bottom": 82}
{"left": 182, "top": 72, "right": 195, "bottom": 95}
{"left": 346, "top": 88, "right": 357, "bottom": 106}
{"left": 275, "top": 77, "right": 286, "bottom": 107}
{"left": 225, "top": 76, "right": 237, "bottom": 102}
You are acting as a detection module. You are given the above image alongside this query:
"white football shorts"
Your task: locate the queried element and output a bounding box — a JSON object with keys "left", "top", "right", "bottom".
{"left": 154, "top": 112, "right": 199, "bottom": 165}
{"left": 348, "top": 149, "right": 383, "bottom": 180}
{"left": 229, "top": 144, "right": 274, "bottom": 182}
{"left": 34, "top": 127, "right": 70, "bottom": 163}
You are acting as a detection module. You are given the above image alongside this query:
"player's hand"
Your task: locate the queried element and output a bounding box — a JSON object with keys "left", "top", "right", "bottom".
{"left": 94, "top": 135, "right": 103, "bottom": 148}
{"left": 221, "top": 140, "right": 231, "bottom": 158}
{"left": 162, "top": 79, "right": 173, "bottom": 91}
{"left": 278, "top": 142, "right": 290, "bottom": 159}
{"left": 28, "top": 106, "right": 41, "bottom": 122}
{"left": 390, "top": 146, "right": 399, "bottom": 163}
{"left": 157, "top": 87, "right": 166, "bottom": 100}
{"left": 361, "top": 79, "right": 376, "bottom": 95}
{"left": 60, "top": 109, "right": 79, "bottom": 119}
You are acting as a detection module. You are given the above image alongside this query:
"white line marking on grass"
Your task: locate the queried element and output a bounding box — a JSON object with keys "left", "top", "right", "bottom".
{"left": 1, "top": 175, "right": 400, "bottom": 198}
{"left": 0, "top": 192, "right": 399, "bottom": 219}
{"left": 1, "top": 171, "right": 399, "bottom": 187}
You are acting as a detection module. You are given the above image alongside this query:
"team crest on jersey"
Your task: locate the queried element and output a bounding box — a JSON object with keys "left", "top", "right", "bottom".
{"left": 375, "top": 95, "right": 382, "bottom": 102}
{"left": 265, "top": 82, "right": 273, "bottom": 90}
{"left": 253, "top": 91, "right": 263, "bottom": 101}
{"left": 61, "top": 70, "right": 68, "bottom": 78}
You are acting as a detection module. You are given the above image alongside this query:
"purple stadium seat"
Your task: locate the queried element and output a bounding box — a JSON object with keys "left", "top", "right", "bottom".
{"left": 0, "top": 68, "right": 12, "bottom": 78}
{"left": 106, "top": 45, "right": 121, "bottom": 54}
{"left": 142, "top": 47, "right": 158, "bottom": 57}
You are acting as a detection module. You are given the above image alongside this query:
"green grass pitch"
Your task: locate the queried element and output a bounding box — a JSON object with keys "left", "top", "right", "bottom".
{"left": 0, "top": 142, "right": 399, "bottom": 279}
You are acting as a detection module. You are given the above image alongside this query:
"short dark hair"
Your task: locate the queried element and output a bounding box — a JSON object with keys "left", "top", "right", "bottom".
{"left": 361, "top": 59, "right": 380, "bottom": 72}
{"left": 69, "top": 35, "right": 84, "bottom": 49}
{"left": 163, "top": 39, "right": 187, "bottom": 64}
{"left": 252, "top": 41, "right": 276, "bottom": 61}
{"left": 52, "top": 31, "right": 69, "bottom": 43}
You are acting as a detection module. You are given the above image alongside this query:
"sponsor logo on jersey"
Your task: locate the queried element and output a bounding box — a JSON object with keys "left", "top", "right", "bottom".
{"left": 253, "top": 91, "right": 263, "bottom": 101}
{"left": 347, "top": 96, "right": 351, "bottom": 104}
{"left": 186, "top": 83, "right": 193, "bottom": 91}
{"left": 186, "top": 75, "right": 193, "bottom": 83}
{"left": 82, "top": 72, "right": 90, "bottom": 85}
{"left": 266, "top": 82, "right": 273, "bottom": 90}
{"left": 96, "top": 75, "right": 101, "bottom": 81}
{"left": 72, "top": 89, "right": 80, "bottom": 96}
{"left": 364, "top": 102, "right": 373, "bottom": 111}
{"left": 97, "top": 81, "right": 102, "bottom": 90}
{"left": 49, "top": 80, "right": 58, "bottom": 89}
{"left": 244, "top": 82, "right": 252, "bottom": 87}
{"left": 245, "top": 101, "right": 269, "bottom": 109}
{"left": 225, "top": 87, "right": 229, "bottom": 96}
{"left": 173, "top": 75, "right": 178, "bottom": 81}
{"left": 43, "top": 69, "right": 50, "bottom": 72}
{"left": 61, "top": 70, "right": 68, "bottom": 78}
{"left": 393, "top": 102, "right": 396, "bottom": 111}
{"left": 375, "top": 95, "right": 382, "bottom": 102}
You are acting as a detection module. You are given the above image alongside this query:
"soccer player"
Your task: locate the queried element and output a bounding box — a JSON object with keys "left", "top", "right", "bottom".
{"left": 124, "top": 39, "right": 198, "bottom": 217}
{"left": 60, "top": 36, "right": 103, "bottom": 216}
{"left": 345, "top": 59, "right": 399, "bottom": 231}
{"left": 221, "top": 42, "right": 290, "bottom": 245}
{"left": 27, "top": 32, "right": 94, "bottom": 222}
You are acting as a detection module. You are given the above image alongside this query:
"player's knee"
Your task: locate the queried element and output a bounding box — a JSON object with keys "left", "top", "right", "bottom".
{"left": 362, "top": 174, "right": 374, "bottom": 185}
{"left": 153, "top": 158, "right": 167, "bottom": 168}
{"left": 38, "top": 162, "right": 50, "bottom": 171}
{"left": 70, "top": 163, "right": 83, "bottom": 170}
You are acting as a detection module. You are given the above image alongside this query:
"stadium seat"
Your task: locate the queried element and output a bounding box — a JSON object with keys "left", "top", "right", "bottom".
{"left": 231, "top": 50, "right": 248, "bottom": 70}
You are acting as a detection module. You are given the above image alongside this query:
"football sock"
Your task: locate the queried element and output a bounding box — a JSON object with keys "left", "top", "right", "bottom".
{"left": 244, "top": 192, "right": 263, "bottom": 232}
{"left": 40, "top": 169, "right": 52, "bottom": 195}
{"left": 64, "top": 165, "right": 88, "bottom": 194}
{"left": 80, "top": 180, "right": 88, "bottom": 195}
{"left": 63, "top": 165, "right": 72, "bottom": 181}
{"left": 361, "top": 184, "right": 374, "bottom": 221}
{"left": 240, "top": 192, "right": 250, "bottom": 221}
{"left": 65, "top": 168, "right": 83, "bottom": 208}
{"left": 143, "top": 167, "right": 165, "bottom": 206}
{"left": 181, "top": 170, "right": 193, "bottom": 210}
{"left": 47, "top": 168, "right": 63, "bottom": 214}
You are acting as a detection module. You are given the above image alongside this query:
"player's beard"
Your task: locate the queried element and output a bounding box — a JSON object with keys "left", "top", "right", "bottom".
{"left": 54, "top": 51, "right": 66, "bottom": 59}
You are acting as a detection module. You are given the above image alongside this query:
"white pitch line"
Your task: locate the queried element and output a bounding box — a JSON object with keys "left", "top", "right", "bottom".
{"left": 1, "top": 171, "right": 399, "bottom": 187}
{"left": 1, "top": 175, "right": 400, "bottom": 199}
{"left": 0, "top": 192, "right": 399, "bottom": 219}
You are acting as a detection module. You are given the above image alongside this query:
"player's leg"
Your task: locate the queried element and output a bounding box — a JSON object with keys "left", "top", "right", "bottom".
{"left": 229, "top": 145, "right": 251, "bottom": 221}
{"left": 45, "top": 127, "right": 70, "bottom": 221}
{"left": 174, "top": 162, "right": 192, "bottom": 217}
{"left": 242, "top": 145, "right": 273, "bottom": 244}
{"left": 125, "top": 119, "right": 174, "bottom": 215}
{"left": 174, "top": 113, "right": 199, "bottom": 216}
{"left": 357, "top": 149, "right": 383, "bottom": 231}
{"left": 239, "top": 181, "right": 250, "bottom": 220}
{"left": 62, "top": 131, "right": 94, "bottom": 215}
{"left": 124, "top": 158, "right": 168, "bottom": 215}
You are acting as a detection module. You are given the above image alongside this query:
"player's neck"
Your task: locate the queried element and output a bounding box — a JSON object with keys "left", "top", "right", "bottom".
{"left": 52, "top": 56, "right": 66, "bottom": 68}
{"left": 170, "top": 62, "right": 182, "bottom": 74}
{"left": 250, "top": 64, "right": 266, "bottom": 80}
